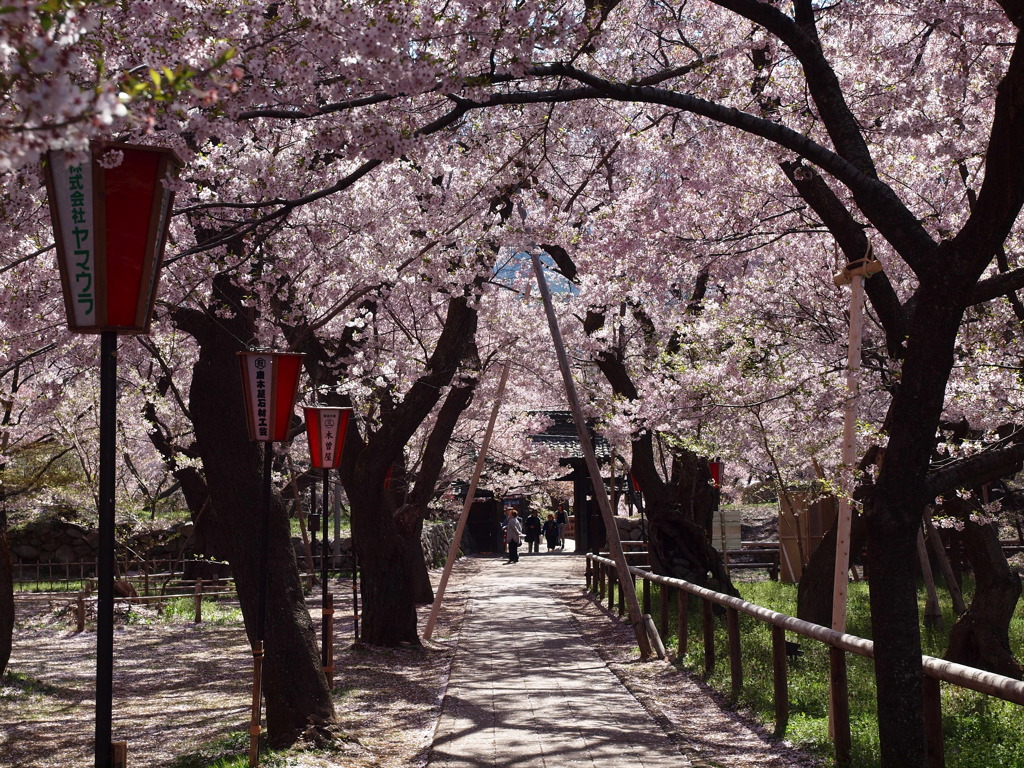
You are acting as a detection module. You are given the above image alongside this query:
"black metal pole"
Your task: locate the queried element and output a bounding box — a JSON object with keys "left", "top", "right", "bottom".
{"left": 321, "top": 469, "right": 330, "bottom": 668}
{"left": 95, "top": 331, "right": 117, "bottom": 768}
{"left": 309, "top": 482, "right": 318, "bottom": 574}
{"left": 258, "top": 445, "right": 272, "bottom": 643}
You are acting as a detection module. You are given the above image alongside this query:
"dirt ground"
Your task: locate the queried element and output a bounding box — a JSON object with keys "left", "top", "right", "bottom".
{"left": 1, "top": 547, "right": 818, "bottom": 768}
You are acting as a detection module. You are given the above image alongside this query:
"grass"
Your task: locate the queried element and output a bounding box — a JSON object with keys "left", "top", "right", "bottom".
{"left": 625, "top": 574, "right": 1024, "bottom": 768}
{"left": 123, "top": 597, "right": 244, "bottom": 626}
{"left": 165, "top": 731, "right": 281, "bottom": 768}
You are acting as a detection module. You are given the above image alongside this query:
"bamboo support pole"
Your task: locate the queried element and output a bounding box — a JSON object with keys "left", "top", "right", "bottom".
{"left": 423, "top": 360, "right": 512, "bottom": 641}
{"left": 531, "top": 251, "right": 653, "bottom": 659}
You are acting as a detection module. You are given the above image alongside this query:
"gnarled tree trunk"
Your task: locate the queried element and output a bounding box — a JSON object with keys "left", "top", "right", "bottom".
{"left": 944, "top": 506, "right": 1022, "bottom": 679}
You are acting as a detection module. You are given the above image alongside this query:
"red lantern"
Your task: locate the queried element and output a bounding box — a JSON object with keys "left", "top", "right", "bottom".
{"left": 303, "top": 406, "right": 352, "bottom": 469}
{"left": 237, "top": 351, "right": 304, "bottom": 442}
{"left": 44, "top": 142, "right": 181, "bottom": 333}
{"left": 708, "top": 459, "right": 722, "bottom": 487}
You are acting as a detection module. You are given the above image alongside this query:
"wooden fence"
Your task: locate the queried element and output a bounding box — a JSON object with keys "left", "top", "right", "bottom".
{"left": 585, "top": 553, "right": 1024, "bottom": 768}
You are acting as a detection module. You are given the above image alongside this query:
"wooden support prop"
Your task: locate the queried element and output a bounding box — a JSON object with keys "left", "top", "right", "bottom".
{"left": 111, "top": 741, "right": 127, "bottom": 768}
{"left": 249, "top": 640, "right": 265, "bottom": 767}
{"left": 643, "top": 614, "right": 667, "bottom": 659}
{"left": 829, "top": 646, "right": 852, "bottom": 765}
{"left": 771, "top": 625, "right": 789, "bottom": 733}
{"left": 924, "top": 511, "right": 967, "bottom": 615}
{"left": 531, "top": 251, "right": 653, "bottom": 659}
{"left": 918, "top": 526, "right": 943, "bottom": 630}
{"left": 923, "top": 674, "right": 945, "bottom": 768}
{"left": 702, "top": 598, "right": 716, "bottom": 678}
{"left": 727, "top": 607, "right": 743, "bottom": 698}
{"left": 677, "top": 589, "right": 689, "bottom": 657}
{"left": 423, "top": 360, "right": 512, "bottom": 641}
{"left": 831, "top": 268, "right": 867, "bottom": 634}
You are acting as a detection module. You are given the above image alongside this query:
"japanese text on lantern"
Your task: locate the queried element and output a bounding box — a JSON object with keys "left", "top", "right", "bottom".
{"left": 255, "top": 357, "right": 269, "bottom": 439}
{"left": 51, "top": 154, "right": 96, "bottom": 325}
{"left": 322, "top": 414, "right": 336, "bottom": 464}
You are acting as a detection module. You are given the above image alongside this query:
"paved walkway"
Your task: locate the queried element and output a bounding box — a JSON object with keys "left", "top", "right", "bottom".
{"left": 427, "top": 544, "right": 689, "bottom": 768}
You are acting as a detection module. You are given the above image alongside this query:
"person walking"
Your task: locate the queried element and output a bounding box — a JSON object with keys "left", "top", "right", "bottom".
{"left": 523, "top": 509, "right": 542, "bottom": 554}
{"left": 542, "top": 513, "right": 560, "bottom": 552}
{"left": 555, "top": 503, "right": 569, "bottom": 548}
{"left": 505, "top": 510, "right": 523, "bottom": 563}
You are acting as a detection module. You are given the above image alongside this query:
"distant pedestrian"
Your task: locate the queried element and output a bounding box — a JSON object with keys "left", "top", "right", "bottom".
{"left": 524, "top": 509, "right": 542, "bottom": 554}
{"left": 505, "top": 510, "right": 523, "bottom": 563}
{"left": 542, "top": 513, "right": 560, "bottom": 552}
{"left": 555, "top": 503, "right": 569, "bottom": 548}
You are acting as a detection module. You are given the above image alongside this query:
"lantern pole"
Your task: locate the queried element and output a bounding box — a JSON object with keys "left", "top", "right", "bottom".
{"left": 248, "top": 444, "right": 274, "bottom": 767}
{"left": 530, "top": 251, "right": 653, "bottom": 659}
{"left": 95, "top": 331, "right": 117, "bottom": 768}
{"left": 321, "top": 468, "right": 333, "bottom": 684}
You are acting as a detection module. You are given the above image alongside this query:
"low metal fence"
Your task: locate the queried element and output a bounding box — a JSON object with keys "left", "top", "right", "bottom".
{"left": 586, "top": 553, "right": 1024, "bottom": 768}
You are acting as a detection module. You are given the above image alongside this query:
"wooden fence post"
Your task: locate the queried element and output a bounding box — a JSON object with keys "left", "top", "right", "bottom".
{"left": 642, "top": 577, "right": 651, "bottom": 616}
{"left": 829, "top": 646, "right": 852, "bottom": 765}
{"left": 727, "top": 606, "right": 743, "bottom": 698}
{"left": 76, "top": 592, "right": 86, "bottom": 633}
{"left": 702, "top": 598, "right": 715, "bottom": 678}
{"left": 923, "top": 675, "right": 945, "bottom": 768}
{"left": 598, "top": 562, "right": 606, "bottom": 600}
{"left": 771, "top": 625, "right": 789, "bottom": 734}
{"left": 194, "top": 579, "right": 203, "bottom": 623}
{"left": 659, "top": 583, "right": 669, "bottom": 641}
{"left": 618, "top": 571, "right": 626, "bottom": 616}
{"left": 608, "top": 568, "right": 616, "bottom": 612}
{"left": 677, "top": 589, "right": 688, "bottom": 657}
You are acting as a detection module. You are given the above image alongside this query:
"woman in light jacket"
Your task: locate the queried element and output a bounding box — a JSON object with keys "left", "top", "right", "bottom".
{"left": 505, "top": 510, "right": 523, "bottom": 563}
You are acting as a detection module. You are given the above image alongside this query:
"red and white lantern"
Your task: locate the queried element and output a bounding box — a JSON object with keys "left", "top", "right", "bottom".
{"left": 303, "top": 406, "right": 352, "bottom": 469}
{"left": 44, "top": 142, "right": 180, "bottom": 333}
{"left": 708, "top": 459, "right": 722, "bottom": 488}
{"left": 237, "top": 351, "right": 304, "bottom": 442}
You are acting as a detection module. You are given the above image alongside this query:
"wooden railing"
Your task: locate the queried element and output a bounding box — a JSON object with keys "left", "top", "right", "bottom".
{"left": 586, "top": 553, "right": 1024, "bottom": 768}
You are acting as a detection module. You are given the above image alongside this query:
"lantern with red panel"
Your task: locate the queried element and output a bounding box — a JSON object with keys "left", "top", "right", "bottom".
{"left": 44, "top": 142, "right": 180, "bottom": 333}
{"left": 303, "top": 406, "right": 352, "bottom": 469}
{"left": 237, "top": 351, "right": 305, "bottom": 442}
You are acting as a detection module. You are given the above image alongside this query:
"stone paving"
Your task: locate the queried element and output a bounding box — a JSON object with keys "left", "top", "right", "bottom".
{"left": 427, "top": 544, "right": 689, "bottom": 768}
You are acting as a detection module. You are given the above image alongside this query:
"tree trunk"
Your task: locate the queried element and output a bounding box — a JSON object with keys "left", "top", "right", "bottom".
{"left": 350, "top": 475, "right": 419, "bottom": 645}
{"left": 633, "top": 435, "right": 738, "bottom": 597}
{"left": 0, "top": 511, "right": 12, "bottom": 678}
{"left": 945, "top": 512, "right": 1022, "bottom": 679}
{"left": 797, "top": 510, "right": 869, "bottom": 626}
{"left": 866, "top": 275, "right": 970, "bottom": 767}
{"left": 174, "top": 276, "right": 334, "bottom": 746}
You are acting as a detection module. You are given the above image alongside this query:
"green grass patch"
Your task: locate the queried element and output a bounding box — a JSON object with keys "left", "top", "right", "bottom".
{"left": 628, "top": 576, "right": 1024, "bottom": 768}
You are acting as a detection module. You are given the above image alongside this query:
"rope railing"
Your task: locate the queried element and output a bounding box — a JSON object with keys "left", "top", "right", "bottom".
{"left": 585, "top": 553, "right": 1024, "bottom": 768}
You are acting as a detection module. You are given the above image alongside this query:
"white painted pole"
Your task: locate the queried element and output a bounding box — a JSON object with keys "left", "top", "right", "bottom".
{"left": 423, "top": 360, "right": 512, "bottom": 641}
{"left": 530, "top": 251, "right": 654, "bottom": 659}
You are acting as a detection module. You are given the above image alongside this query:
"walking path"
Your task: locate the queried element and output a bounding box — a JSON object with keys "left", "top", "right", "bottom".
{"left": 427, "top": 543, "right": 690, "bottom": 768}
